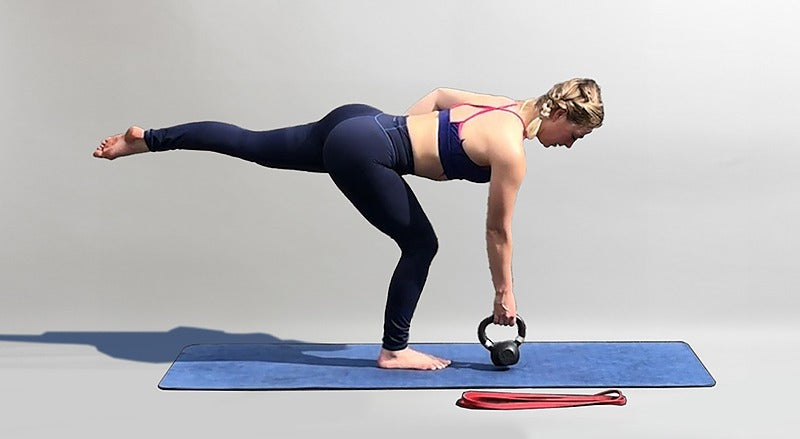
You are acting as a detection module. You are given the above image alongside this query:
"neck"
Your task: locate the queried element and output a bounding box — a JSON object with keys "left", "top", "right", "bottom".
{"left": 516, "top": 100, "right": 543, "bottom": 140}
{"left": 515, "top": 100, "right": 539, "bottom": 125}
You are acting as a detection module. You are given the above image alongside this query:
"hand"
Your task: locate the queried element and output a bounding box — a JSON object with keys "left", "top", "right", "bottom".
{"left": 493, "top": 292, "right": 517, "bottom": 326}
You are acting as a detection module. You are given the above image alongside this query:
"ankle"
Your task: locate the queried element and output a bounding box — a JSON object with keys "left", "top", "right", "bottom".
{"left": 380, "top": 347, "right": 407, "bottom": 357}
{"left": 126, "top": 126, "right": 145, "bottom": 141}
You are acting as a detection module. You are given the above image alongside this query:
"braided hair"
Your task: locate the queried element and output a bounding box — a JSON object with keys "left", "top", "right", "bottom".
{"left": 519, "top": 78, "right": 604, "bottom": 138}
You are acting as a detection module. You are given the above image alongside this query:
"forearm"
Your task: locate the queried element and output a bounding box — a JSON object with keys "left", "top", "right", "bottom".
{"left": 486, "top": 229, "right": 513, "bottom": 296}
{"left": 405, "top": 88, "right": 440, "bottom": 115}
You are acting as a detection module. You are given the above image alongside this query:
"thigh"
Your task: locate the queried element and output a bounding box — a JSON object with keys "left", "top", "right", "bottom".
{"left": 323, "top": 118, "right": 434, "bottom": 244}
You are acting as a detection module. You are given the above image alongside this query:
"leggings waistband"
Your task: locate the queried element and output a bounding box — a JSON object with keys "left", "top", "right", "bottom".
{"left": 374, "top": 113, "right": 414, "bottom": 175}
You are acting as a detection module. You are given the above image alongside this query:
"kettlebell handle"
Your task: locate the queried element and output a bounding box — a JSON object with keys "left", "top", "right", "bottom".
{"left": 477, "top": 315, "right": 527, "bottom": 350}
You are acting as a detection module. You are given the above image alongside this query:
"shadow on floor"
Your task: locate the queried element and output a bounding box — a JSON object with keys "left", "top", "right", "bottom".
{"left": 0, "top": 327, "right": 498, "bottom": 370}
{"left": 0, "top": 326, "right": 307, "bottom": 363}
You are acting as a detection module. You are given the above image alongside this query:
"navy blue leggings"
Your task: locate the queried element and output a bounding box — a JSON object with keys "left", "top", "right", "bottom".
{"left": 144, "top": 104, "right": 438, "bottom": 351}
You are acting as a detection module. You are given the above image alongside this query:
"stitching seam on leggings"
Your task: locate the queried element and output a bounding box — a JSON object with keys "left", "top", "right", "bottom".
{"left": 373, "top": 115, "right": 397, "bottom": 165}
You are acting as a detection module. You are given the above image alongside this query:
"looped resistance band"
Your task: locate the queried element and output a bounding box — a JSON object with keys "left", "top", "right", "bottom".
{"left": 456, "top": 389, "right": 627, "bottom": 410}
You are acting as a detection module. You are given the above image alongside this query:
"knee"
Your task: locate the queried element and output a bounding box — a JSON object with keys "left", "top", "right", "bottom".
{"left": 399, "top": 230, "right": 439, "bottom": 261}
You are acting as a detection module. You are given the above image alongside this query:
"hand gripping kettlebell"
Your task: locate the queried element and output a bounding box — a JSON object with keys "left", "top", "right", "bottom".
{"left": 477, "top": 315, "right": 527, "bottom": 367}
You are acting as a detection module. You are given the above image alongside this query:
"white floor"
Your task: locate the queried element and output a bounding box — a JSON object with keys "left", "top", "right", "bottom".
{"left": 0, "top": 323, "right": 795, "bottom": 438}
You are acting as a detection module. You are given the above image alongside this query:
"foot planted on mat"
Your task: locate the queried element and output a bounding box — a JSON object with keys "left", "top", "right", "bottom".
{"left": 377, "top": 347, "right": 451, "bottom": 370}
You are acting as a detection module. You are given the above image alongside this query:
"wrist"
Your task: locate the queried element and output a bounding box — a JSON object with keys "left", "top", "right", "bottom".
{"left": 494, "top": 289, "right": 513, "bottom": 299}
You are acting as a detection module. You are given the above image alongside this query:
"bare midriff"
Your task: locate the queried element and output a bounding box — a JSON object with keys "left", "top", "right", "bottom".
{"left": 406, "top": 111, "right": 448, "bottom": 181}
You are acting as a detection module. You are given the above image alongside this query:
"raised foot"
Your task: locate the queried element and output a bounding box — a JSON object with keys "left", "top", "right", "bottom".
{"left": 377, "top": 347, "right": 451, "bottom": 371}
{"left": 93, "top": 126, "right": 149, "bottom": 160}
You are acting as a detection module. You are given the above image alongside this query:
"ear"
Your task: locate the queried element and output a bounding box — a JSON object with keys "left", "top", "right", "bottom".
{"left": 551, "top": 108, "right": 567, "bottom": 120}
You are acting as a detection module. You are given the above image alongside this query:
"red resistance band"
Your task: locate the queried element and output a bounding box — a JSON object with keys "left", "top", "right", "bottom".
{"left": 456, "top": 389, "right": 627, "bottom": 410}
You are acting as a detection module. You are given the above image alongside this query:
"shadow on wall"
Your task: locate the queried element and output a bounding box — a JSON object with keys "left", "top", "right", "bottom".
{"left": 0, "top": 326, "right": 310, "bottom": 363}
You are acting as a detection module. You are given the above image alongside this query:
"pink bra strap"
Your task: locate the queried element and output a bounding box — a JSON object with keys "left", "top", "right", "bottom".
{"left": 454, "top": 103, "right": 525, "bottom": 137}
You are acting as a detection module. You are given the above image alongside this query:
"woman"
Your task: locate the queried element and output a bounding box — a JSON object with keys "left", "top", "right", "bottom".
{"left": 93, "top": 78, "right": 604, "bottom": 371}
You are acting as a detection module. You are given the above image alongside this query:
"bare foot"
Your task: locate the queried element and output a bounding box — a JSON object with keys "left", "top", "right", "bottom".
{"left": 377, "top": 347, "right": 451, "bottom": 371}
{"left": 93, "top": 126, "right": 149, "bottom": 160}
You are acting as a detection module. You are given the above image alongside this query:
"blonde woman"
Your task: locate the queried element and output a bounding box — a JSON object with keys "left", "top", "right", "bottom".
{"left": 93, "top": 78, "right": 604, "bottom": 371}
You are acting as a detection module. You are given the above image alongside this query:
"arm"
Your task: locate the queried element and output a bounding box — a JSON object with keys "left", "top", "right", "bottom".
{"left": 405, "top": 87, "right": 515, "bottom": 115}
{"left": 405, "top": 88, "right": 440, "bottom": 115}
{"left": 486, "top": 139, "right": 526, "bottom": 325}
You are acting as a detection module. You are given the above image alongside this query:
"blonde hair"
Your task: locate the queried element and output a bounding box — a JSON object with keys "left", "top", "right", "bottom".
{"left": 519, "top": 78, "right": 604, "bottom": 138}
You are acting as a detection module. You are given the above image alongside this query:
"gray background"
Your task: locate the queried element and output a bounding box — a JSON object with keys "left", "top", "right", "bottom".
{"left": 1, "top": 0, "right": 797, "bottom": 437}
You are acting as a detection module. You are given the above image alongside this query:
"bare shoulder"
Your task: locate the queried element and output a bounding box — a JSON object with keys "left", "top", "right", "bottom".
{"left": 486, "top": 126, "right": 525, "bottom": 174}
{"left": 436, "top": 87, "right": 515, "bottom": 109}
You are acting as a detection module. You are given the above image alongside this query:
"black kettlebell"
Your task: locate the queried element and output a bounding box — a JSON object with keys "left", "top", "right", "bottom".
{"left": 477, "top": 315, "right": 526, "bottom": 367}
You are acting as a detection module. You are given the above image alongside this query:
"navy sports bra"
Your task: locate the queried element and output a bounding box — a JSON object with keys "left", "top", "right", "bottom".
{"left": 437, "top": 103, "right": 525, "bottom": 183}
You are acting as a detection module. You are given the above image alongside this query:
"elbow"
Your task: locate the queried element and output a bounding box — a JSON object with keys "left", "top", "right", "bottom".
{"left": 486, "top": 227, "right": 511, "bottom": 241}
{"left": 486, "top": 217, "right": 511, "bottom": 236}
{"left": 431, "top": 87, "right": 443, "bottom": 111}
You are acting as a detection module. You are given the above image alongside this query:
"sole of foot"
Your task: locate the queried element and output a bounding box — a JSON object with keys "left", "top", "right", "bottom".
{"left": 93, "top": 126, "right": 148, "bottom": 160}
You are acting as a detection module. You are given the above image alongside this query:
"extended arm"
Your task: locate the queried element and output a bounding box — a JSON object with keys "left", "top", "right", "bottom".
{"left": 486, "top": 139, "right": 526, "bottom": 325}
{"left": 405, "top": 88, "right": 515, "bottom": 115}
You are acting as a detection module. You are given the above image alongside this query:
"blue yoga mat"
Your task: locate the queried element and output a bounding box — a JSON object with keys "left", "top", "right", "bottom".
{"left": 158, "top": 342, "right": 715, "bottom": 390}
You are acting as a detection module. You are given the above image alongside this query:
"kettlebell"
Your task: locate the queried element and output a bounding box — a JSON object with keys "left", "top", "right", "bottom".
{"left": 477, "top": 315, "right": 527, "bottom": 367}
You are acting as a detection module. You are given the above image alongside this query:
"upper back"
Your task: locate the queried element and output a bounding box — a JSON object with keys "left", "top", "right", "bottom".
{"left": 447, "top": 102, "right": 525, "bottom": 167}
{"left": 434, "top": 102, "right": 526, "bottom": 183}
{"left": 435, "top": 88, "right": 526, "bottom": 145}
{"left": 404, "top": 88, "right": 526, "bottom": 181}
{"left": 449, "top": 103, "right": 524, "bottom": 136}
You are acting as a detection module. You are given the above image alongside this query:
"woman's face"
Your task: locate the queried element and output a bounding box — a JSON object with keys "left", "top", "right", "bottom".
{"left": 537, "top": 109, "right": 593, "bottom": 149}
